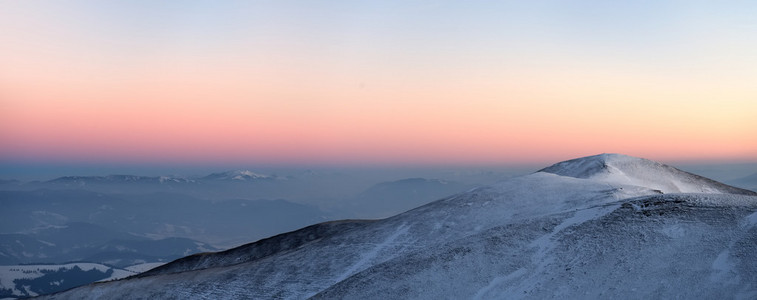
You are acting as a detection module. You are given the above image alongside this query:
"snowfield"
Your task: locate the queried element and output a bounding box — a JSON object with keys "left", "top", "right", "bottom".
{"left": 0, "top": 262, "right": 165, "bottom": 298}
{"left": 41, "top": 154, "right": 757, "bottom": 299}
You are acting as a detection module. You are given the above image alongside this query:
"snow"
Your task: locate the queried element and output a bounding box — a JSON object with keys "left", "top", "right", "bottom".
{"left": 21, "top": 286, "right": 36, "bottom": 297}
{"left": 38, "top": 154, "right": 757, "bottom": 300}
{"left": 473, "top": 268, "right": 527, "bottom": 300}
{"left": 530, "top": 204, "right": 621, "bottom": 250}
{"left": 539, "top": 153, "right": 756, "bottom": 195}
{"left": 709, "top": 250, "right": 737, "bottom": 283}
{"left": 213, "top": 170, "right": 270, "bottom": 180}
{"left": 504, "top": 204, "right": 621, "bottom": 299}
{"left": 743, "top": 211, "right": 757, "bottom": 228}
{"left": 123, "top": 262, "right": 165, "bottom": 273}
{"left": 0, "top": 262, "right": 167, "bottom": 297}
{"left": 659, "top": 224, "right": 686, "bottom": 238}
{"left": 0, "top": 264, "right": 110, "bottom": 296}
{"left": 98, "top": 268, "right": 133, "bottom": 282}
{"left": 334, "top": 223, "right": 409, "bottom": 283}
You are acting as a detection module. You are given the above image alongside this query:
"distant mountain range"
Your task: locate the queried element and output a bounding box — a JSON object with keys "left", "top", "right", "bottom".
{"left": 201, "top": 170, "right": 283, "bottom": 181}
{"left": 1, "top": 169, "right": 480, "bottom": 219}
{"left": 0, "top": 189, "right": 330, "bottom": 248}
{"left": 42, "top": 154, "right": 757, "bottom": 299}
{"left": 728, "top": 172, "right": 757, "bottom": 192}
{"left": 25, "top": 169, "right": 288, "bottom": 186}
{"left": 48, "top": 174, "right": 195, "bottom": 184}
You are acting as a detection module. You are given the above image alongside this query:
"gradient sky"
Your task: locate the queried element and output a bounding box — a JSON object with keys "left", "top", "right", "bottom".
{"left": 1, "top": 1, "right": 756, "bottom": 167}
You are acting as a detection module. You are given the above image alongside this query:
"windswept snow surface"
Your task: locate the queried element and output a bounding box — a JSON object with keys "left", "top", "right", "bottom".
{"left": 42, "top": 154, "right": 757, "bottom": 299}
{"left": 539, "top": 153, "right": 756, "bottom": 195}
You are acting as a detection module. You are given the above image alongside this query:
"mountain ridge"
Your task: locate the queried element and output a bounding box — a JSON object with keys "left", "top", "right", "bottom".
{"left": 41, "top": 154, "right": 757, "bottom": 299}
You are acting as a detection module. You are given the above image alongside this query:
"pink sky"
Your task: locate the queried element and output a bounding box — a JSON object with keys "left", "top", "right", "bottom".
{"left": 2, "top": 1, "right": 756, "bottom": 166}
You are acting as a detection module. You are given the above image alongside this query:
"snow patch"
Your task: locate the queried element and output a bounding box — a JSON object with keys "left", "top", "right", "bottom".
{"left": 0, "top": 262, "right": 164, "bottom": 297}
{"left": 334, "top": 223, "right": 410, "bottom": 283}
{"left": 710, "top": 250, "right": 740, "bottom": 284}
{"left": 473, "top": 268, "right": 527, "bottom": 300}
{"left": 743, "top": 211, "right": 757, "bottom": 228}
{"left": 485, "top": 204, "right": 620, "bottom": 299}
{"left": 660, "top": 224, "right": 686, "bottom": 238}
{"left": 124, "top": 262, "right": 167, "bottom": 273}
{"left": 530, "top": 204, "right": 620, "bottom": 252}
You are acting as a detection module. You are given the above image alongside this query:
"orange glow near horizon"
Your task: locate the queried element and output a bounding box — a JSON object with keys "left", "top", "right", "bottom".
{"left": 2, "top": 2, "right": 756, "bottom": 166}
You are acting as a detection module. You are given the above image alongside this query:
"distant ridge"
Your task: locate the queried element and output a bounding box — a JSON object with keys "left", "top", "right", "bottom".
{"left": 44, "top": 170, "right": 280, "bottom": 184}
{"left": 47, "top": 175, "right": 194, "bottom": 184}
{"left": 201, "top": 170, "right": 274, "bottom": 181}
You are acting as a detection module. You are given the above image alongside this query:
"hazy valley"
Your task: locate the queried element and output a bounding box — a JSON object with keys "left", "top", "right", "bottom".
{"left": 0, "top": 167, "right": 517, "bottom": 297}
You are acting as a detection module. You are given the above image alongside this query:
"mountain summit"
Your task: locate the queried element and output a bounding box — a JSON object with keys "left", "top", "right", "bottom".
{"left": 44, "top": 154, "right": 757, "bottom": 299}
{"left": 539, "top": 153, "right": 755, "bottom": 195}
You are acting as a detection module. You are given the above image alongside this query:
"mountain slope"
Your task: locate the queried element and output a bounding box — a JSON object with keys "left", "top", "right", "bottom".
{"left": 314, "top": 193, "right": 757, "bottom": 299}
{"left": 43, "top": 154, "right": 757, "bottom": 299}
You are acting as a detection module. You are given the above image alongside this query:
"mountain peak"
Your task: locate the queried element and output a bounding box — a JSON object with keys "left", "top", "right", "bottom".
{"left": 539, "top": 153, "right": 756, "bottom": 195}
{"left": 538, "top": 153, "right": 649, "bottom": 179}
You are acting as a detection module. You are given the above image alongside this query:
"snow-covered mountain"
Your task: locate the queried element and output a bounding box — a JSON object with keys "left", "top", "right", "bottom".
{"left": 201, "top": 170, "right": 277, "bottom": 181}
{"left": 42, "top": 154, "right": 757, "bottom": 299}
{"left": 538, "top": 153, "right": 754, "bottom": 194}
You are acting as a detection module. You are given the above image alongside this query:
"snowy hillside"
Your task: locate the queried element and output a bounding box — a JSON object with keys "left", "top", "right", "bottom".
{"left": 0, "top": 262, "right": 164, "bottom": 298}
{"left": 42, "top": 154, "right": 757, "bottom": 299}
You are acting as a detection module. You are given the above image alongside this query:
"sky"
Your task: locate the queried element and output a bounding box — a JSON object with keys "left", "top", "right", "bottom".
{"left": 2, "top": 1, "right": 756, "bottom": 170}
